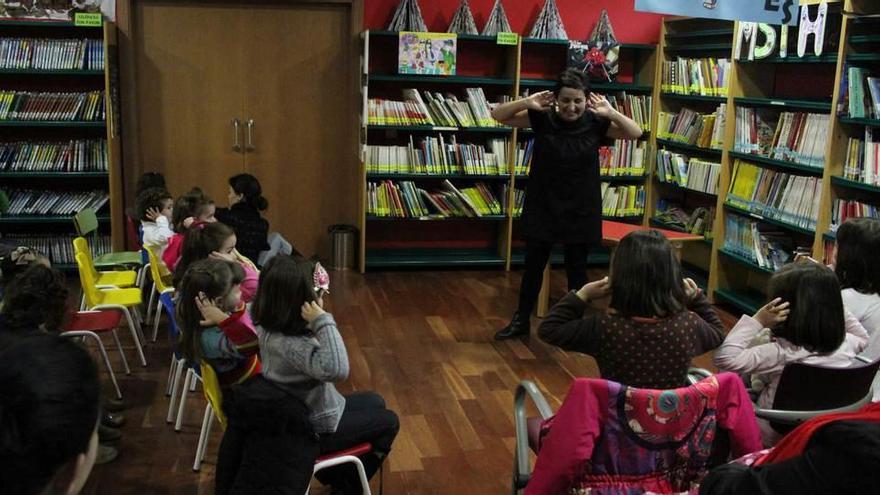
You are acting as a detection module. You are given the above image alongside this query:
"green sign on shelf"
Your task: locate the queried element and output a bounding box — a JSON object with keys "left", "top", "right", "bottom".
{"left": 74, "top": 13, "right": 103, "bottom": 27}
{"left": 497, "top": 32, "right": 518, "bottom": 45}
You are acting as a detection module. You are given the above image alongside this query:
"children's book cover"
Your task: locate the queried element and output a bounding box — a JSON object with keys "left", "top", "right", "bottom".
{"left": 398, "top": 32, "right": 457, "bottom": 76}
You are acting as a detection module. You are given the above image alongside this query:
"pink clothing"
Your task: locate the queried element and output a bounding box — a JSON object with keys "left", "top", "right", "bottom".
{"left": 239, "top": 259, "right": 259, "bottom": 303}
{"left": 163, "top": 233, "right": 185, "bottom": 272}
{"left": 713, "top": 310, "right": 869, "bottom": 445}
{"left": 525, "top": 373, "right": 761, "bottom": 495}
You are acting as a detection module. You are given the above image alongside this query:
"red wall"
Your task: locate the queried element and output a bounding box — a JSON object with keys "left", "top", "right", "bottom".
{"left": 364, "top": 0, "right": 663, "bottom": 44}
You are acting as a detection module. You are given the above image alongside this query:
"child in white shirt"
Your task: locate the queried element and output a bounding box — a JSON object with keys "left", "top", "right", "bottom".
{"left": 137, "top": 187, "right": 174, "bottom": 259}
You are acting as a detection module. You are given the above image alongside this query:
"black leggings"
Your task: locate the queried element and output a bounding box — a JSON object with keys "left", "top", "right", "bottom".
{"left": 316, "top": 391, "right": 400, "bottom": 494}
{"left": 517, "top": 239, "right": 589, "bottom": 316}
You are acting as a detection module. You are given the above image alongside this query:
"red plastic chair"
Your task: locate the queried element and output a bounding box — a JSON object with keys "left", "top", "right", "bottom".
{"left": 61, "top": 310, "right": 126, "bottom": 399}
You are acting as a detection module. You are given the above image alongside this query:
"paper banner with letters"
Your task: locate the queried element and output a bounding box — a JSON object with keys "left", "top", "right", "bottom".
{"left": 635, "top": 0, "right": 800, "bottom": 26}
{"left": 398, "top": 32, "right": 457, "bottom": 76}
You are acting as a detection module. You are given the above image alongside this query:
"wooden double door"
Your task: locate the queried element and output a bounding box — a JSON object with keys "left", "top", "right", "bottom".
{"left": 129, "top": 1, "right": 359, "bottom": 257}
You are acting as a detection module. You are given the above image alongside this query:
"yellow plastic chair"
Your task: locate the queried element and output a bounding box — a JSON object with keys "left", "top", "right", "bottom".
{"left": 73, "top": 237, "right": 138, "bottom": 288}
{"left": 74, "top": 208, "right": 144, "bottom": 268}
{"left": 145, "top": 246, "right": 175, "bottom": 342}
{"left": 193, "top": 361, "right": 227, "bottom": 471}
{"left": 75, "top": 252, "right": 148, "bottom": 367}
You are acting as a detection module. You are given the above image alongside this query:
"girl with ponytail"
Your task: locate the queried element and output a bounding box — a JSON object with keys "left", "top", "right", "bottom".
{"left": 173, "top": 222, "right": 259, "bottom": 303}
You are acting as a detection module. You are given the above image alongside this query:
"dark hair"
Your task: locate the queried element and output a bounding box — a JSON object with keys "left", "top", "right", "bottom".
{"left": 1, "top": 264, "right": 68, "bottom": 333}
{"left": 0, "top": 246, "right": 48, "bottom": 286}
{"left": 608, "top": 230, "right": 687, "bottom": 318}
{"left": 176, "top": 259, "right": 245, "bottom": 363}
{"left": 135, "top": 172, "right": 166, "bottom": 197}
{"left": 173, "top": 222, "right": 236, "bottom": 288}
{"left": 554, "top": 68, "right": 590, "bottom": 96}
{"left": 171, "top": 188, "right": 215, "bottom": 233}
{"left": 769, "top": 262, "right": 845, "bottom": 353}
{"left": 135, "top": 187, "right": 173, "bottom": 222}
{"left": 0, "top": 333, "right": 100, "bottom": 495}
{"left": 835, "top": 217, "right": 880, "bottom": 295}
{"left": 229, "top": 173, "right": 268, "bottom": 211}
{"left": 252, "top": 255, "right": 318, "bottom": 336}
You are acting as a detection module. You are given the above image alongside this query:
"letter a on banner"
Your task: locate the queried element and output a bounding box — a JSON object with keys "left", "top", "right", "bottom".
{"left": 798, "top": 2, "right": 827, "bottom": 57}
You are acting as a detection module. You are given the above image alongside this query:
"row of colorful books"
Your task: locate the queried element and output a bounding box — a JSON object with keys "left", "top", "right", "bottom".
{"left": 734, "top": 107, "right": 829, "bottom": 169}
{"left": 656, "top": 150, "right": 720, "bottom": 194}
{"left": 0, "top": 139, "right": 107, "bottom": 172}
{"left": 501, "top": 184, "right": 524, "bottom": 217}
{"left": 0, "top": 91, "right": 105, "bottom": 121}
{"left": 839, "top": 65, "right": 880, "bottom": 119}
{"left": 367, "top": 88, "right": 507, "bottom": 128}
{"left": 600, "top": 183, "right": 645, "bottom": 218}
{"left": 724, "top": 213, "right": 796, "bottom": 271}
{"left": 599, "top": 140, "right": 648, "bottom": 177}
{"left": 0, "top": 37, "right": 105, "bottom": 71}
{"left": 661, "top": 57, "right": 730, "bottom": 97}
{"left": 831, "top": 199, "right": 880, "bottom": 230}
{"left": 1, "top": 189, "right": 108, "bottom": 216}
{"left": 364, "top": 137, "right": 532, "bottom": 175}
{"left": 726, "top": 159, "right": 821, "bottom": 231}
{"left": 842, "top": 128, "right": 879, "bottom": 186}
{"left": 657, "top": 105, "right": 725, "bottom": 150}
{"left": 0, "top": 233, "right": 110, "bottom": 265}
{"left": 366, "top": 179, "right": 501, "bottom": 218}
{"left": 654, "top": 201, "right": 715, "bottom": 237}
{"left": 606, "top": 93, "right": 652, "bottom": 131}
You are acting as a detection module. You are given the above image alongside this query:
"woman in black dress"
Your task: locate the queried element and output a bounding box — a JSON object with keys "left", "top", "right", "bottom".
{"left": 491, "top": 69, "right": 643, "bottom": 340}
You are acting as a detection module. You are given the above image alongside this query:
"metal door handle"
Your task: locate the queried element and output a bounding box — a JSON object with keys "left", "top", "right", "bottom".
{"left": 232, "top": 118, "right": 242, "bottom": 151}
{"left": 246, "top": 119, "right": 255, "bottom": 151}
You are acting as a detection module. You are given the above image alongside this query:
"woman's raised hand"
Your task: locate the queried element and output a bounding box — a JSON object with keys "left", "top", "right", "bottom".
{"left": 524, "top": 90, "right": 555, "bottom": 111}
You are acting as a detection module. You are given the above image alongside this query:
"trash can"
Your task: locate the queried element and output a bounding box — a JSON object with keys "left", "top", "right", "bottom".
{"left": 328, "top": 224, "right": 358, "bottom": 270}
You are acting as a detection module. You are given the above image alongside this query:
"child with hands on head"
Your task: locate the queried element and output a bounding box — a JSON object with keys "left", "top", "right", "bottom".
{"left": 163, "top": 188, "right": 218, "bottom": 271}
{"left": 539, "top": 229, "right": 725, "bottom": 389}
{"left": 252, "top": 255, "right": 399, "bottom": 495}
{"left": 137, "top": 187, "right": 175, "bottom": 259}
{"left": 714, "top": 261, "right": 869, "bottom": 446}
{"left": 173, "top": 222, "right": 259, "bottom": 303}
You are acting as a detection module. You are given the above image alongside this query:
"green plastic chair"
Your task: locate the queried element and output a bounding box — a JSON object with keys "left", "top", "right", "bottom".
{"left": 74, "top": 208, "right": 144, "bottom": 269}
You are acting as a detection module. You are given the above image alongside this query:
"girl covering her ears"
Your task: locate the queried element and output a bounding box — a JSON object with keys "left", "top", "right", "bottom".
{"left": 252, "top": 256, "right": 399, "bottom": 494}
{"left": 163, "top": 187, "right": 218, "bottom": 271}
{"left": 173, "top": 222, "right": 259, "bottom": 303}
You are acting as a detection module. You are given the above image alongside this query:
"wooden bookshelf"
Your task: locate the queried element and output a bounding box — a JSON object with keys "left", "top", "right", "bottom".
{"left": 0, "top": 19, "right": 123, "bottom": 266}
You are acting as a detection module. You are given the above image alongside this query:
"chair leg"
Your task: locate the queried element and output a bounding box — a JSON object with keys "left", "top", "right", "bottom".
{"left": 175, "top": 368, "right": 193, "bottom": 431}
{"left": 151, "top": 294, "right": 163, "bottom": 343}
{"left": 165, "top": 355, "right": 177, "bottom": 396}
{"left": 146, "top": 281, "right": 157, "bottom": 327}
{"left": 190, "top": 374, "right": 199, "bottom": 392}
{"left": 118, "top": 307, "right": 148, "bottom": 367}
{"left": 110, "top": 328, "right": 131, "bottom": 375}
{"left": 167, "top": 358, "right": 185, "bottom": 424}
{"left": 193, "top": 404, "right": 214, "bottom": 471}
{"left": 201, "top": 407, "right": 215, "bottom": 461}
{"left": 314, "top": 456, "right": 371, "bottom": 495}
{"left": 61, "top": 331, "right": 122, "bottom": 400}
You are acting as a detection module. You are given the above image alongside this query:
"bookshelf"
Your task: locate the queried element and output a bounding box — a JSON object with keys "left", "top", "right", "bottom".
{"left": 0, "top": 18, "right": 123, "bottom": 267}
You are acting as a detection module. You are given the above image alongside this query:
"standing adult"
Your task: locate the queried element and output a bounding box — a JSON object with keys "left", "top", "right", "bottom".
{"left": 491, "top": 68, "right": 643, "bottom": 340}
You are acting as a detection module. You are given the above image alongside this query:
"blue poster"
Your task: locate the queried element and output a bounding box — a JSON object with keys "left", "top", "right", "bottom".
{"left": 635, "top": 0, "right": 799, "bottom": 26}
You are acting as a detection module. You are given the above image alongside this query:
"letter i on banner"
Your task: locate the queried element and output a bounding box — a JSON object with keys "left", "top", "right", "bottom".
{"left": 780, "top": 25, "right": 788, "bottom": 58}
{"left": 798, "top": 1, "right": 828, "bottom": 57}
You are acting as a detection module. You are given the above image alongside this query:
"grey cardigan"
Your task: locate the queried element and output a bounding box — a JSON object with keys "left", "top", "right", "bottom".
{"left": 256, "top": 313, "right": 349, "bottom": 433}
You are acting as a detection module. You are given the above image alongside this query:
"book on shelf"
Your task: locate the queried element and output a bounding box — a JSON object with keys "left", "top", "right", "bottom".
{"left": 502, "top": 184, "right": 524, "bottom": 217}
{"left": 843, "top": 127, "right": 879, "bottom": 185}
{"left": 368, "top": 88, "right": 508, "bottom": 128}
{"left": 831, "top": 199, "right": 880, "bottom": 230}
{"left": 656, "top": 149, "right": 720, "bottom": 194}
{"left": 365, "top": 136, "right": 510, "bottom": 175}
{"left": 657, "top": 104, "right": 725, "bottom": 150}
{"left": 0, "top": 233, "right": 110, "bottom": 265}
{"left": 514, "top": 138, "right": 533, "bottom": 176}
{"left": 605, "top": 93, "right": 652, "bottom": 132}
{"left": 600, "top": 183, "right": 645, "bottom": 218}
{"left": 654, "top": 201, "right": 715, "bottom": 237}
{"left": 0, "top": 38, "right": 105, "bottom": 71}
{"left": 842, "top": 66, "right": 880, "bottom": 119}
{"left": 0, "top": 139, "right": 107, "bottom": 172}
{"left": 661, "top": 57, "right": 730, "bottom": 97}
{"left": 1, "top": 189, "right": 108, "bottom": 216}
{"left": 724, "top": 213, "right": 798, "bottom": 271}
{"left": 599, "top": 139, "right": 648, "bottom": 177}
{"left": 726, "top": 159, "right": 821, "bottom": 230}
{"left": 735, "top": 107, "right": 828, "bottom": 168}
{"left": 0, "top": 91, "right": 105, "bottom": 122}
{"left": 366, "top": 179, "right": 502, "bottom": 218}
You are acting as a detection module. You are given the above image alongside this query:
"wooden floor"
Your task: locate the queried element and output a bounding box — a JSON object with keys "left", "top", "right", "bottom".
{"left": 81, "top": 267, "right": 738, "bottom": 495}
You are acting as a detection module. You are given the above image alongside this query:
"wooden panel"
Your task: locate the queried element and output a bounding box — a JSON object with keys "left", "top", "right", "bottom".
{"left": 131, "top": 2, "right": 246, "bottom": 200}
{"left": 242, "top": 3, "right": 357, "bottom": 259}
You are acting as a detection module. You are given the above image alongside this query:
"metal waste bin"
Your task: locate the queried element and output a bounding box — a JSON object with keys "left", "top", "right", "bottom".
{"left": 328, "top": 224, "right": 358, "bottom": 270}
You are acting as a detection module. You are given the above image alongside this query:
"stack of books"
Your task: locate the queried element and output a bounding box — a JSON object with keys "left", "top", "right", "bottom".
{"left": 0, "top": 91, "right": 105, "bottom": 121}
{"left": 1, "top": 189, "right": 109, "bottom": 216}
{"left": 599, "top": 140, "right": 648, "bottom": 177}
{"left": 367, "top": 88, "right": 507, "bottom": 128}
{"left": 502, "top": 184, "right": 525, "bottom": 217}
{"left": 657, "top": 105, "right": 725, "bottom": 150}
{"left": 0, "top": 233, "right": 111, "bottom": 265}
{"left": 600, "top": 183, "right": 645, "bottom": 218}
{"left": 724, "top": 213, "right": 796, "bottom": 271}
{"left": 656, "top": 149, "right": 720, "bottom": 194}
{"left": 365, "top": 136, "right": 509, "bottom": 175}
{"left": 726, "top": 159, "right": 821, "bottom": 230}
{"left": 661, "top": 57, "right": 730, "bottom": 97}
{"left": 0, "top": 38, "right": 105, "bottom": 71}
{"left": 839, "top": 65, "right": 880, "bottom": 119}
{"left": 0, "top": 139, "right": 107, "bottom": 172}
{"left": 831, "top": 199, "right": 880, "bottom": 230}
{"left": 606, "top": 93, "right": 652, "bottom": 132}
{"left": 654, "top": 201, "right": 715, "bottom": 237}
{"left": 366, "top": 179, "right": 501, "bottom": 218}
{"left": 514, "top": 139, "right": 533, "bottom": 175}
{"left": 736, "top": 108, "right": 828, "bottom": 168}
{"left": 842, "top": 128, "right": 879, "bottom": 185}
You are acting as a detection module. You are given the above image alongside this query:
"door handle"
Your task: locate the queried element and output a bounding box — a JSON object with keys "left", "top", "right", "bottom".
{"left": 246, "top": 119, "right": 255, "bottom": 151}
{"left": 232, "top": 118, "right": 242, "bottom": 151}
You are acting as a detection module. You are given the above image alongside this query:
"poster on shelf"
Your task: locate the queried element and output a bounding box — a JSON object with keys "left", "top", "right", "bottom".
{"left": 0, "top": 1, "right": 115, "bottom": 22}
{"left": 398, "top": 32, "right": 457, "bottom": 76}
{"left": 634, "top": 0, "right": 800, "bottom": 26}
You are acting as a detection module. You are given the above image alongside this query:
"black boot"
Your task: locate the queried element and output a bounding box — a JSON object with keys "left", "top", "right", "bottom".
{"left": 494, "top": 311, "right": 530, "bottom": 340}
